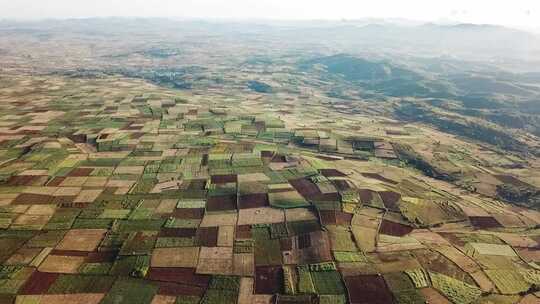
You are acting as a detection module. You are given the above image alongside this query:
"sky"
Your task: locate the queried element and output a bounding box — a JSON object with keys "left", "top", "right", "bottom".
{"left": 1, "top": 0, "right": 539, "bottom": 30}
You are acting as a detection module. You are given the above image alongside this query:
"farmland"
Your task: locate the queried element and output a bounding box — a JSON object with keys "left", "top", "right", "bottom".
{"left": 0, "top": 18, "right": 540, "bottom": 304}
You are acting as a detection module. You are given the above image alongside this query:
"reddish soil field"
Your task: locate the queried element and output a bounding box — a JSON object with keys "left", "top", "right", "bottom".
{"left": 378, "top": 191, "right": 401, "bottom": 211}
{"left": 420, "top": 288, "right": 451, "bottom": 304}
{"left": 235, "top": 225, "right": 252, "bottom": 239}
{"left": 332, "top": 179, "right": 351, "bottom": 191}
{"left": 255, "top": 266, "right": 283, "bottom": 294}
{"left": 379, "top": 220, "right": 413, "bottom": 237}
{"left": 270, "top": 154, "right": 287, "bottom": 163}
{"left": 53, "top": 196, "right": 78, "bottom": 205}
{"left": 86, "top": 250, "right": 118, "bottom": 263}
{"left": 184, "top": 179, "right": 207, "bottom": 191}
{"left": 57, "top": 202, "right": 89, "bottom": 209}
{"left": 414, "top": 250, "right": 476, "bottom": 285}
{"left": 280, "top": 238, "right": 293, "bottom": 251}
{"left": 495, "top": 175, "right": 532, "bottom": 187}
{"left": 437, "top": 232, "right": 467, "bottom": 247}
{"left": 6, "top": 175, "right": 46, "bottom": 187}
{"left": 358, "top": 189, "right": 374, "bottom": 204}
{"left": 159, "top": 228, "right": 197, "bottom": 238}
{"left": 361, "top": 173, "right": 398, "bottom": 185}
{"left": 156, "top": 281, "right": 206, "bottom": 297}
{"left": 260, "top": 151, "right": 274, "bottom": 158}
{"left": 172, "top": 208, "right": 205, "bottom": 219}
{"left": 298, "top": 234, "right": 311, "bottom": 249}
{"left": 319, "top": 210, "right": 338, "bottom": 225}
{"left": 67, "top": 167, "right": 94, "bottom": 177}
{"left": 254, "top": 121, "right": 266, "bottom": 132}
{"left": 319, "top": 169, "right": 347, "bottom": 177}
{"left": 469, "top": 216, "right": 502, "bottom": 229}
{"left": 19, "top": 271, "right": 59, "bottom": 295}
{"left": 508, "top": 205, "right": 528, "bottom": 214}
{"left": 318, "top": 192, "right": 341, "bottom": 202}
{"left": 336, "top": 211, "right": 353, "bottom": 225}
{"left": 130, "top": 132, "right": 145, "bottom": 139}
{"left": 290, "top": 178, "right": 320, "bottom": 197}
{"left": 277, "top": 110, "right": 293, "bottom": 115}
{"left": 319, "top": 210, "right": 352, "bottom": 225}
{"left": 267, "top": 187, "right": 294, "bottom": 194}
{"left": 238, "top": 193, "right": 269, "bottom": 209}
{"left": 19, "top": 130, "right": 43, "bottom": 136}
{"left": 206, "top": 194, "right": 237, "bottom": 211}
{"left": 375, "top": 251, "right": 413, "bottom": 263}
{"left": 47, "top": 176, "right": 66, "bottom": 187}
{"left": 124, "top": 125, "right": 143, "bottom": 131}
{"left": 201, "top": 154, "right": 208, "bottom": 166}
{"left": 344, "top": 275, "right": 394, "bottom": 304}
{"left": 211, "top": 174, "right": 237, "bottom": 184}
{"left": 196, "top": 227, "right": 219, "bottom": 247}
{"left": 533, "top": 236, "right": 540, "bottom": 248}
{"left": 13, "top": 193, "right": 53, "bottom": 205}
{"left": 147, "top": 267, "right": 210, "bottom": 287}
{"left": 49, "top": 250, "right": 90, "bottom": 257}
{"left": 517, "top": 248, "right": 540, "bottom": 262}
{"left": 67, "top": 134, "right": 87, "bottom": 143}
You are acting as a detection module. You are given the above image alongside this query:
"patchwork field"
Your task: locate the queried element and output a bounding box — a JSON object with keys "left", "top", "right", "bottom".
{"left": 0, "top": 75, "right": 538, "bottom": 304}
{"left": 0, "top": 18, "right": 540, "bottom": 304}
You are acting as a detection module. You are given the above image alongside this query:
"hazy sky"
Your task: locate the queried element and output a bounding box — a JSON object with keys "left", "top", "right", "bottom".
{"left": 1, "top": 0, "right": 539, "bottom": 29}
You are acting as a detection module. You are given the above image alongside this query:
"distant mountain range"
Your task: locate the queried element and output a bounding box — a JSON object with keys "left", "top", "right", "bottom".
{"left": 284, "top": 21, "right": 540, "bottom": 61}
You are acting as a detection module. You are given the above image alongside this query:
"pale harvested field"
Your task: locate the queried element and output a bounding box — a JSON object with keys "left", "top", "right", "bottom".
{"left": 39, "top": 294, "right": 105, "bottom": 304}
{"left": 38, "top": 255, "right": 86, "bottom": 273}
{"left": 151, "top": 247, "right": 200, "bottom": 268}
{"left": 196, "top": 246, "right": 233, "bottom": 275}
{"left": 238, "top": 207, "right": 284, "bottom": 225}
{"left": 233, "top": 253, "right": 255, "bottom": 276}
{"left": 217, "top": 225, "right": 235, "bottom": 247}
{"left": 56, "top": 229, "right": 107, "bottom": 251}
{"left": 199, "top": 212, "right": 238, "bottom": 227}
